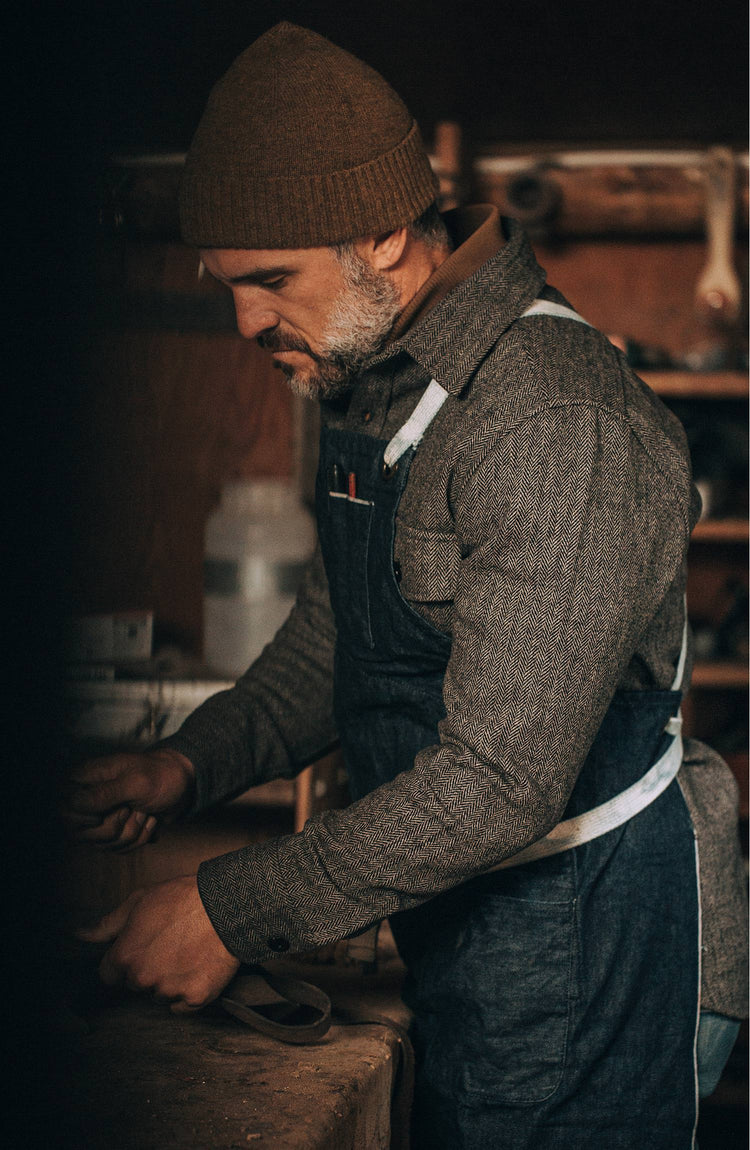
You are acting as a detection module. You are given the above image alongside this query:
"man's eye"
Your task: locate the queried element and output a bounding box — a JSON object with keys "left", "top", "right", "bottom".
{"left": 262, "top": 276, "right": 286, "bottom": 290}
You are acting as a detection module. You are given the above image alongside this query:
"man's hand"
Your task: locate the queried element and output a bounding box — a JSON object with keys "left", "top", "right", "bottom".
{"left": 63, "top": 747, "right": 196, "bottom": 851}
{"left": 76, "top": 875, "right": 241, "bottom": 1012}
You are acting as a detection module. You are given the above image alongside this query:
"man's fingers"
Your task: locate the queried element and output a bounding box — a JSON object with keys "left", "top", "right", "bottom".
{"left": 170, "top": 999, "right": 204, "bottom": 1015}
{"left": 66, "top": 777, "right": 135, "bottom": 816}
{"left": 70, "top": 875, "right": 234, "bottom": 1013}
{"left": 107, "top": 809, "right": 148, "bottom": 850}
{"left": 98, "top": 949, "right": 126, "bottom": 988}
{"left": 76, "top": 893, "right": 145, "bottom": 987}
{"left": 77, "top": 806, "right": 133, "bottom": 845}
{"left": 62, "top": 808, "right": 107, "bottom": 829}
{"left": 65, "top": 755, "right": 157, "bottom": 820}
{"left": 112, "top": 815, "right": 159, "bottom": 854}
{"left": 68, "top": 760, "right": 119, "bottom": 785}
{"left": 69, "top": 805, "right": 159, "bottom": 851}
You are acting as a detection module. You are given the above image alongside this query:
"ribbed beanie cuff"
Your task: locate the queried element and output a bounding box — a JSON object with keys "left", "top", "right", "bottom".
{"left": 179, "top": 22, "right": 438, "bottom": 249}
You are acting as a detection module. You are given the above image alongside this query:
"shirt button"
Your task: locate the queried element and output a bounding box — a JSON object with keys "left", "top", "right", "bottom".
{"left": 267, "top": 936, "right": 291, "bottom": 952}
{"left": 393, "top": 561, "right": 402, "bottom": 582}
{"left": 362, "top": 410, "right": 372, "bottom": 423}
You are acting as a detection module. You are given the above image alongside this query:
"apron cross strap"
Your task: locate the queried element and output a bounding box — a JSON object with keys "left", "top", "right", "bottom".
{"left": 383, "top": 378, "right": 449, "bottom": 469}
{"left": 383, "top": 301, "right": 587, "bottom": 470}
{"left": 521, "top": 299, "right": 592, "bottom": 326}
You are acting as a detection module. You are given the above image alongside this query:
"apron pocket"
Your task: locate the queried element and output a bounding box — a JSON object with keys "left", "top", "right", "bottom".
{"left": 411, "top": 888, "right": 577, "bottom": 1106}
{"left": 324, "top": 494, "right": 376, "bottom": 650}
{"left": 461, "top": 893, "right": 576, "bottom": 1104}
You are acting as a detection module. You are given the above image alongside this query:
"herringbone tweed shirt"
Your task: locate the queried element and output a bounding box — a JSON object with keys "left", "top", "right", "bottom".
{"left": 164, "top": 209, "right": 748, "bottom": 1018}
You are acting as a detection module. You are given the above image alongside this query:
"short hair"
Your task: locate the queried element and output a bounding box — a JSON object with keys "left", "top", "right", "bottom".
{"left": 331, "top": 202, "right": 452, "bottom": 265}
{"left": 407, "top": 202, "right": 452, "bottom": 251}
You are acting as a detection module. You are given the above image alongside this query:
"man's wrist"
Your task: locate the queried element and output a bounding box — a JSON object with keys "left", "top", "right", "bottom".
{"left": 147, "top": 747, "right": 197, "bottom": 819}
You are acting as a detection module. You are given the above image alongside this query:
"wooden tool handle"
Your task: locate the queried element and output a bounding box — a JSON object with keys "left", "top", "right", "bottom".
{"left": 695, "top": 147, "right": 741, "bottom": 322}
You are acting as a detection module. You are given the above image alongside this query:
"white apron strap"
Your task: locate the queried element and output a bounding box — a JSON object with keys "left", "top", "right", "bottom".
{"left": 383, "top": 378, "right": 449, "bottom": 469}
{"left": 521, "top": 299, "right": 592, "bottom": 326}
{"left": 492, "top": 608, "right": 689, "bottom": 871}
{"left": 383, "top": 300, "right": 587, "bottom": 469}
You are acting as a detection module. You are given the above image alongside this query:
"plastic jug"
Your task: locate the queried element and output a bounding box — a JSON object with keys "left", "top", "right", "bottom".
{"left": 204, "top": 479, "right": 316, "bottom": 677}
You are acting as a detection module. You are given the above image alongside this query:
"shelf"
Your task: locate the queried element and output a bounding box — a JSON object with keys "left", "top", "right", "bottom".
{"left": 232, "top": 777, "right": 295, "bottom": 808}
{"left": 690, "top": 662, "right": 749, "bottom": 689}
{"left": 691, "top": 518, "right": 749, "bottom": 543}
{"left": 642, "top": 371, "right": 748, "bottom": 399}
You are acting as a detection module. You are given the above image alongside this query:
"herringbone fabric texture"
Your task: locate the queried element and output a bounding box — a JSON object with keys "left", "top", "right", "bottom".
{"left": 165, "top": 210, "right": 748, "bottom": 1019}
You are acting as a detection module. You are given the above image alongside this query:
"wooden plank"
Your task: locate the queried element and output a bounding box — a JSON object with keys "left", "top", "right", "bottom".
{"left": 643, "top": 371, "right": 748, "bottom": 399}
{"left": 473, "top": 153, "right": 749, "bottom": 236}
{"left": 65, "top": 988, "right": 404, "bottom": 1149}
{"left": 691, "top": 519, "right": 749, "bottom": 544}
{"left": 690, "top": 662, "right": 749, "bottom": 689}
{"left": 534, "top": 240, "right": 748, "bottom": 360}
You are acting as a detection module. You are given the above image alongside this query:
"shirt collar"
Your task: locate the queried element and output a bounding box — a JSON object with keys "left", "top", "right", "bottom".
{"left": 365, "top": 207, "right": 547, "bottom": 396}
{"left": 387, "top": 204, "right": 506, "bottom": 342}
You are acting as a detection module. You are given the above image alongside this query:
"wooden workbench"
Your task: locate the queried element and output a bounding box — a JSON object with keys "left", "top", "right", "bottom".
{"left": 59, "top": 949, "right": 411, "bottom": 1150}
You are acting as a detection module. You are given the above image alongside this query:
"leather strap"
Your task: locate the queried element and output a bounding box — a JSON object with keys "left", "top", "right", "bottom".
{"left": 220, "top": 965, "right": 332, "bottom": 1044}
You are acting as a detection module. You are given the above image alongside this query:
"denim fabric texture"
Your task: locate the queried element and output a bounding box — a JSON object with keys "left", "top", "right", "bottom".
{"left": 317, "top": 419, "right": 701, "bottom": 1148}
{"left": 697, "top": 1011, "right": 741, "bottom": 1099}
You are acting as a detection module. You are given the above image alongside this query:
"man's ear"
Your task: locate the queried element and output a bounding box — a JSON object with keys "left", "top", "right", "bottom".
{"left": 355, "top": 227, "right": 409, "bottom": 272}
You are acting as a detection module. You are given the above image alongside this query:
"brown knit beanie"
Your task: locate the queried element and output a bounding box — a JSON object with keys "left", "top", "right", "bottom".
{"left": 179, "top": 22, "right": 438, "bottom": 249}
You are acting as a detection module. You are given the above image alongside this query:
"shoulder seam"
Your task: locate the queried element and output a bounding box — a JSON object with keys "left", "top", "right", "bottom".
{"left": 451, "top": 398, "right": 692, "bottom": 532}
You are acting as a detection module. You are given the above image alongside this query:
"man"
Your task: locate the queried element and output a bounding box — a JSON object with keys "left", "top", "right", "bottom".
{"left": 67, "top": 23, "right": 747, "bottom": 1148}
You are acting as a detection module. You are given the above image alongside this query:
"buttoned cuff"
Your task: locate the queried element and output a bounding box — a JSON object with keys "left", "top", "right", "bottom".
{"left": 197, "top": 840, "right": 318, "bottom": 963}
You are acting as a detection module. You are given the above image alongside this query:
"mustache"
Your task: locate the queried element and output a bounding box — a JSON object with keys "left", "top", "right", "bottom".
{"left": 257, "top": 330, "right": 319, "bottom": 360}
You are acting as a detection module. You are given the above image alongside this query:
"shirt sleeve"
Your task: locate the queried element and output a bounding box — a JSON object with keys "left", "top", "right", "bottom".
{"left": 159, "top": 542, "right": 339, "bottom": 813}
{"left": 196, "top": 403, "right": 694, "bottom": 963}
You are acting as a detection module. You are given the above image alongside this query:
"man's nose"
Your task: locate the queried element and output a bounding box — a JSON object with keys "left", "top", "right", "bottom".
{"left": 232, "top": 294, "right": 278, "bottom": 341}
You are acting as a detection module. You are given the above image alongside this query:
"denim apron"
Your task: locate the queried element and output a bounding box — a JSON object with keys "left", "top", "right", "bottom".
{"left": 315, "top": 309, "right": 700, "bottom": 1149}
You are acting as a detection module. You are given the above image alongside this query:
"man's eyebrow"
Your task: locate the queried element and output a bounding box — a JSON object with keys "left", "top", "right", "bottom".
{"left": 223, "top": 265, "right": 293, "bottom": 285}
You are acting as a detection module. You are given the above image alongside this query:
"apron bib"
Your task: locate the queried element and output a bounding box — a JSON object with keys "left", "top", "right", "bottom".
{"left": 315, "top": 307, "right": 700, "bottom": 1149}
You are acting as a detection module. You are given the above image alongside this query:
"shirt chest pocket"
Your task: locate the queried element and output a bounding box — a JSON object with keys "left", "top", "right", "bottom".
{"left": 394, "top": 522, "right": 461, "bottom": 607}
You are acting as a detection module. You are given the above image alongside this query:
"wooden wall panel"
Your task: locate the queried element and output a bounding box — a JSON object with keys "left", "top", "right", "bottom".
{"left": 533, "top": 239, "right": 747, "bottom": 359}
{"left": 72, "top": 238, "right": 296, "bottom": 654}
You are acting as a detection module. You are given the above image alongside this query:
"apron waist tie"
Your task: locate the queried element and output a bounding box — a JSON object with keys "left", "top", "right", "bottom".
{"left": 494, "top": 605, "right": 688, "bottom": 870}
{"left": 490, "top": 722, "right": 683, "bottom": 870}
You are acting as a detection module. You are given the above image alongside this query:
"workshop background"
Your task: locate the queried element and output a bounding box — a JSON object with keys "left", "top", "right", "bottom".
{"left": 6, "top": 1, "right": 747, "bottom": 1146}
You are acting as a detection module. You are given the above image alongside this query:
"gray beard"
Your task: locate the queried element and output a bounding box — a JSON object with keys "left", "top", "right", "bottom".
{"left": 260, "top": 249, "right": 402, "bottom": 401}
